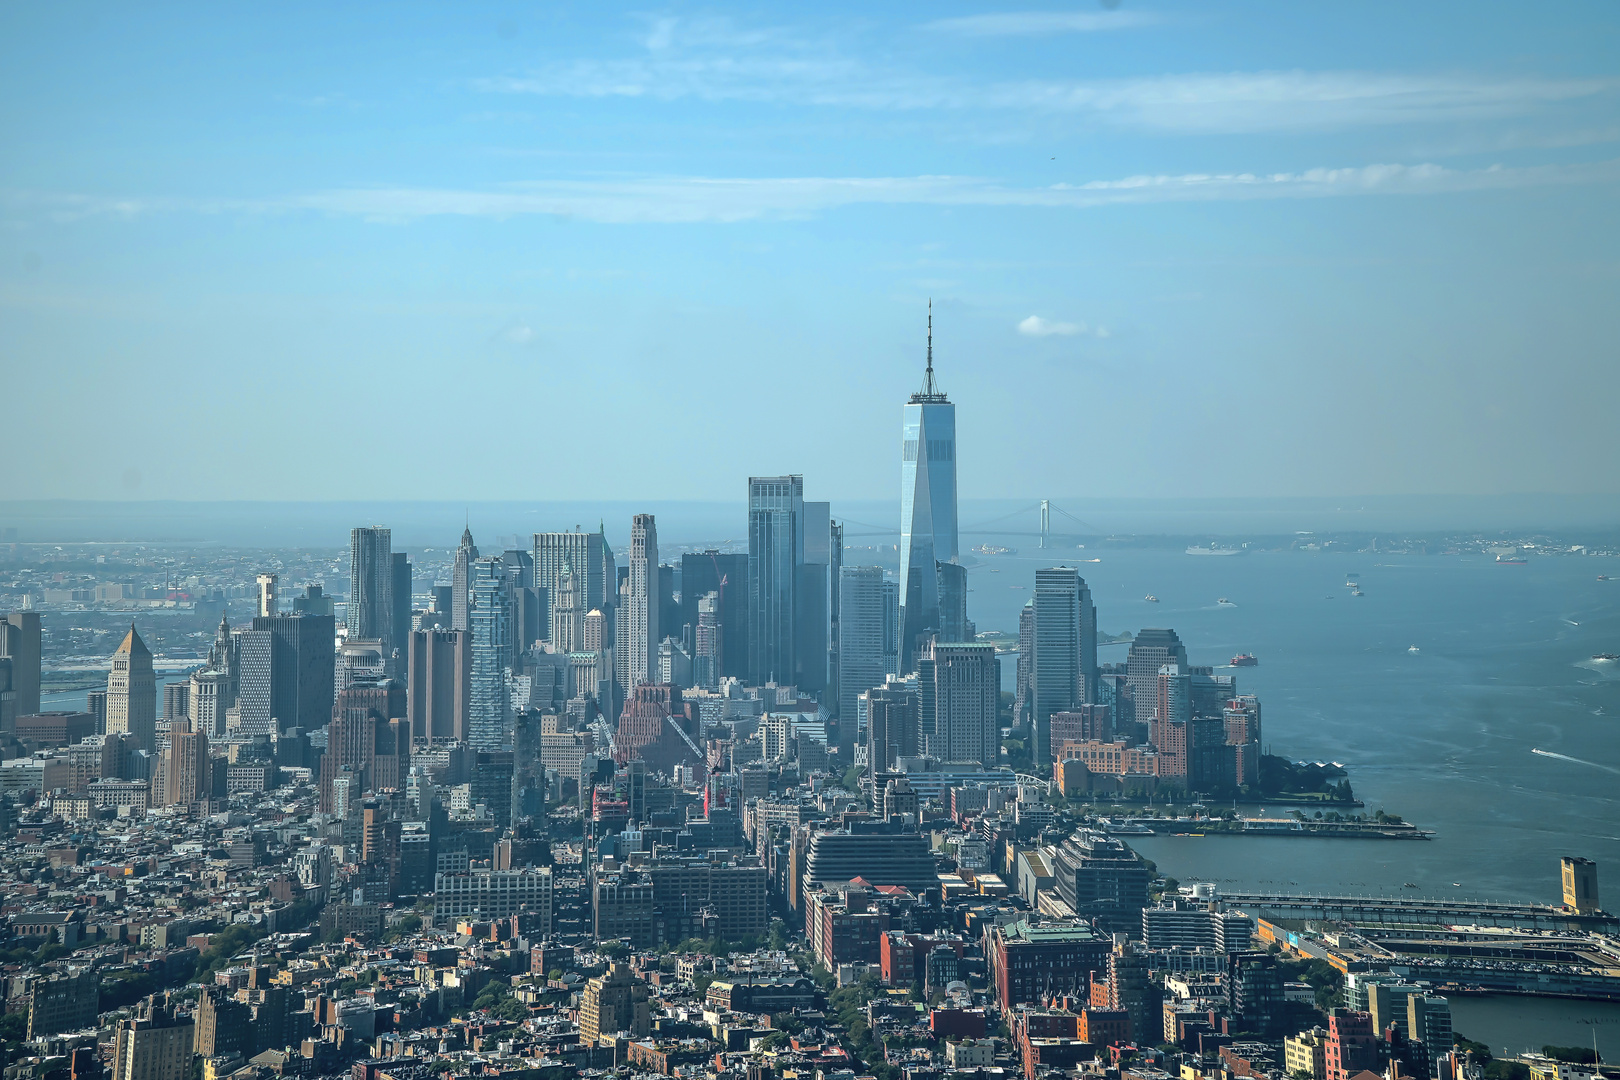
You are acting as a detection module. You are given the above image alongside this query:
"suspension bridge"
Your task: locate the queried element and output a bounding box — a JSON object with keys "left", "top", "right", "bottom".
{"left": 840, "top": 500, "right": 1101, "bottom": 548}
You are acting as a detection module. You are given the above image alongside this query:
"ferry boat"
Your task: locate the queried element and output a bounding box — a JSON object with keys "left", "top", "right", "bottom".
{"left": 1593, "top": 653, "right": 1619, "bottom": 663}
{"left": 1230, "top": 653, "right": 1258, "bottom": 667}
{"left": 1144, "top": 594, "right": 1159, "bottom": 603}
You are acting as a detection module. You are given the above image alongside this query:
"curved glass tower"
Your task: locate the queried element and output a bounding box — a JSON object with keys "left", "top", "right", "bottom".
{"left": 898, "top": 303, "right": 959, "bottom": 672}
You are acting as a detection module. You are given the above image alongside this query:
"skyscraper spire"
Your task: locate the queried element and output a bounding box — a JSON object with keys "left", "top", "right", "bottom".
{"left": 912, "top": 298, "right": 947, "bottom": 404}
{"left": 926, "top": 296, "right": 933, "bottom": 377}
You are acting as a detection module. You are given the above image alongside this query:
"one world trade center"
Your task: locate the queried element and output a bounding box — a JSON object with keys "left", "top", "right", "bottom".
{"left": 898, "top": 302, "right": 959, "bottom": 672}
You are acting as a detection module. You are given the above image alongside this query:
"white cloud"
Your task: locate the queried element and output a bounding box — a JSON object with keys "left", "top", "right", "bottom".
{"left": 504, "top": 325, "right": 535, "bottom": 344}
{"left": 480, "top": 44, "right": 1614, "bottom": 133}
{"left": 10, "top": 157, "right": 1617, "bottom": 227}
{"left": 1019, "top": 315, "right": 1084, "bottom": 337}
{"left": 925, "top": 11, "right": 1162, "bottom": 36}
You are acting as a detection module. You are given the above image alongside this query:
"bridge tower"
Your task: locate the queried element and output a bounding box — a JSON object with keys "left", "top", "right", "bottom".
{"left": 1039, "top": 500, "right": 1051, "bottom": 549}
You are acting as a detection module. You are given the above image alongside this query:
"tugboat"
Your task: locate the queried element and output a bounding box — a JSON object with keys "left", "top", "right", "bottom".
{"left": 1230, "top": 653, "right": 1258, "bottom": 667}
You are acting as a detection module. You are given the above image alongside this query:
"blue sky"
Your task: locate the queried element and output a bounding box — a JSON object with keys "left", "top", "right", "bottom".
{"left": 2, "top": 2, "right": 1617, "bottom": 502}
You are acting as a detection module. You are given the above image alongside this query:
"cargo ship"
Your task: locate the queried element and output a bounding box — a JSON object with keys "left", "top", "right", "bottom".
{"left": 1230, "top": 653, "right": 1258, "bottom": 667}
{"left": 1187, "top": 544, "right": 1245, "bottom": 556}
{"left": 1496, "top": 553, "right": 1527, "bottom": 565}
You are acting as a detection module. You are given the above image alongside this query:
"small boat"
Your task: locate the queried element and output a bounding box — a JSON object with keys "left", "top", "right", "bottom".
{"left": 1352, "top": 589, "right": 1364, "bottom": 597}
{"left": 1217, "top": 597, "right": 1234, "bottom": 606}
{"left": 1144, "top": 594, "right": 1159, "bottom": 603}
{"left": 1230, "top": 653, "right": 1258, "bottom": 667}
{"left": 1496, "top": 554, "right": 1527, "bottom": 565}
{"left": 1593, "top": 654, "right": 1619, "bottom": 663}
{"left": 1600, "top": 575, "right": 1610, "bottom": 581}
{"left": 1408, "top": 645, "right": 1421, "bottom": 653}
{"left": 1403, "top": 882, "right": 1419, "bottom": 889}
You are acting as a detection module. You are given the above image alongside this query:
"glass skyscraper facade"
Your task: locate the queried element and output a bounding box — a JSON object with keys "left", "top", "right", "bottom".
{"left": 469, "top": 555, "right": 513, "bottom": 751}
{"left": 347, "top": 526, "right": 394, "bottom": 653}
{"left": 1030, "top": 566, "right": 1097, "bottom": 771}
{"left": 898, "top": 309, "right": 959, "bottom": 673}
{"left": 748, "top": 475, "right": 802, "bottom": 686}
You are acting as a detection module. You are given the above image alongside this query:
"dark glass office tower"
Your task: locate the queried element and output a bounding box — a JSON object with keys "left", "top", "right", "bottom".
{"left": 680, "top": 551, "right": 748, "bottom": 682}
{"left": 348, "top": 526, "right": 394, "bottom": 654}
{"left": 748, "top": 475, "right": 803, "bottom": 686}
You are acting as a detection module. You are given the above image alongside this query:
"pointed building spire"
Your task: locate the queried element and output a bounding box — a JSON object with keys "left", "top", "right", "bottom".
{"left": 911, "top": 297, "right": 948, "bottom": 403}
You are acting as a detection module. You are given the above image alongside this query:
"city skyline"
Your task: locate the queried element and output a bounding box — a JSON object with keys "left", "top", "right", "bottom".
{"left": 0, "top": 6, "right": 1616, "bottom": 1074}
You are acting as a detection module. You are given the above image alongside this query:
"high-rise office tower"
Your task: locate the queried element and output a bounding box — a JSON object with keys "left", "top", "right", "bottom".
{"left": 797, "top": 501, "right": 832, "bottom": 695}
{"left": 827, "top": 519, "right": 844, "bottom": 714}
{"left": 502, "top": 549, "right": 542, "bottom": 652}
{"left": 256, "top": 573, "right": 278, "bottom": 618}
{"left": 535, "top": 527, "right": 616, "bottom": 641}
{"left": 837, "top": 566, "right": 889, "bottom": 753}
{"left": 293, "top": 584, "right": 334, "bottom": 616}
{"left": 882, "top": 578, "right": 901, "bottom": 675}
{"left": 918, "top": 641, "right": 1000, "bottom": 768}
{"left": 898, "top": 303, "right": 959, "bottom": 673}
{"left": 625, "top": 514, "right": 659, "bottom": 689}
{"left": 469, "top": 556, "right": 512, "bottom": 750}
{"left": 1154, "top": 663, "right": 1192, "bottom": 748}
{"left": 1014, "top": 599, "right": 1034, "bottom": 729}
{"left": 391, "top": 552, "right": 412, "bottom": 659}
{"left": 249, "top": 612, "right": 336, "bottom": 734}
{"left": 0, "top": 612, "right": 42, "bottom": 716}
{"left": 679, "top": 551, "right": 748, "bottom": 681}
{"left": 552, "top": 559, "right": 582, "bottom": 653}
{"left": 162, "top": 681, "right": 189, "bottom": 726}
{"left": 106, "top": 624, "right": 157, "bottom": 753}
{"left": 936, "top": 562, "right": 972, "bottom": 646}
{"left": 748, "top": 475, "right": 803, "bottom": 686}
{"left": 1127, "top": 629, "right": 1188, "bottom": 729}
{"left": 1030, "top": 568, "right": 1096, "bottom": 773}
{"left": 406, "top": 628, "right": 469, "bottom": 745}
{"left": 232, "top": 629, "right": 276, "bottom": 736}
{"left": 452, "top": 526, "right": 478, "bottom": 633}
{"left": 189, "top": 615, "right": 236, "bottom": 737}
{"left": 163, "top": 717, "right": 209, "bottom": 806}
{"left": 693, "top": 592, "right": 720, "bottom": 688}
{"left": 865, "top": 682, "right": 918, "bottom": 776}
{"left": 348, "top": 527, "right": 394, "bottom": 655}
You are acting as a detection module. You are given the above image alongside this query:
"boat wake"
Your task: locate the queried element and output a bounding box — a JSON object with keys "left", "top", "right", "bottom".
{"left": 1531, "top": 747, "right": 1620, "bottom": 776}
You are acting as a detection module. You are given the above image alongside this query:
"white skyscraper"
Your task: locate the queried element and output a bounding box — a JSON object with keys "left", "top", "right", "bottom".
{"left": 898, "top": 302, "right": 959, "bottom": 673}
{"left": 626, "top": 514, "right": 659, "bottom": 689}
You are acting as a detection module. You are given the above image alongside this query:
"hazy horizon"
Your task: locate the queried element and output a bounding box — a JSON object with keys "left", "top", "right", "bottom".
{"left": 3, "top": 493, "right": 1616, "bottom": 547}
